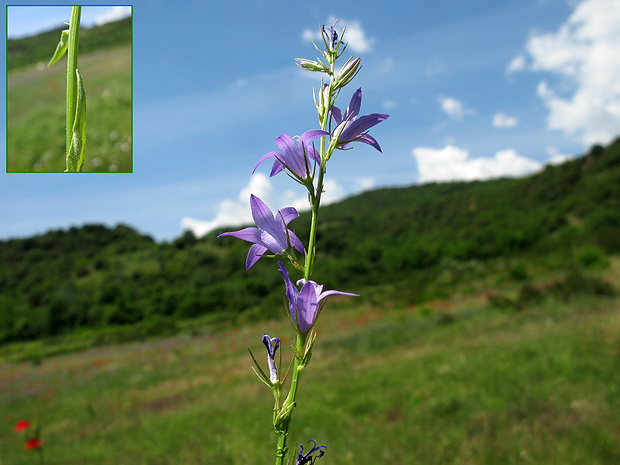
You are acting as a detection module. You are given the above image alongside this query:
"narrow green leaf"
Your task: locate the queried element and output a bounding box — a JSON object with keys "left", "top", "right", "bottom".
{"left": 48, "top": 29, "right": 69, "bottom": 67}
{"left": 66, "top": 69, "right": 86, "bottom": 173}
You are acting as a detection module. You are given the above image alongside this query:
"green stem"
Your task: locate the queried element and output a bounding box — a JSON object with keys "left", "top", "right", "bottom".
{"left": 65, "top": 6, "right": 81, "bottom": 157}
{"left": 275, "top": 332, "right": 307, "bottom": 465}
{"left": 274, "top": 63, "right": 336, "bottom": 465}
{"left": 304, "top": 166, "right": 324, "bottom": 281}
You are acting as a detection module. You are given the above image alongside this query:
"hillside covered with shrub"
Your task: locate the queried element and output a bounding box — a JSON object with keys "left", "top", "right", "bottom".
{"left": 8, "top": 16, "right": 132, "bottom": 71}
{"left": 0, "top": 139, "right": 618, "bottom": 344}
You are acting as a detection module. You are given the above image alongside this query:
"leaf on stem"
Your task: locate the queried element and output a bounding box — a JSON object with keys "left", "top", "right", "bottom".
{"left": 66, "top": 69, "right": 86, "bottom": 173}
{"left": 48, "top": 29, "right": 69, "bottom": 67}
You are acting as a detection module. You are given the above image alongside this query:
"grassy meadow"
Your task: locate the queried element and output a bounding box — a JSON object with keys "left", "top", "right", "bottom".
{"left": 7, "top": 44, "right": 132, "bottom": 173}
{"left": 2, "top": 259, "right": 619, "bottom": 464}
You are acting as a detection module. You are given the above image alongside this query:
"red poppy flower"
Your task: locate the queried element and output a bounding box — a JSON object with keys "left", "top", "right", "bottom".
{"left": 14, "top": 420, "right": 30, "bottom": 432}
{"left": 25, "top": 438, "right": 42, "bottom": 450}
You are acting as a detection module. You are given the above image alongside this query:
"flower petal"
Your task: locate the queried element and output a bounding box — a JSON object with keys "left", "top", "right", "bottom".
{"left": 253, "top": 151, "right": 279, "bottom": 173}
{"left": 344, "top": 87, "right": 362, "bottom": 121}
{"left": 278, "top": 262, "right": 299, "bottom": 322}
{"left": 318, "top": 289, "right": 360, "bottom": 301}
{"left": 297, "top": 282, "right": 321, "bottom": 332}
{"left": 300, "top": 129, "right": 330, "bottom": 145}
{"left": 287, "top": 229, "right": 306, "bottom": 253}
{"left": 278, "top": 207, "right": 300, "bottom": 225}
{"left": 330, "top": 105, "right": 343, "bottom": 125}
{"left": 250, "top": 195, "right": 278, "bottom": 235}
{"left": 340, "top": 113, "right": 389, "bottom": 142}
{"left": 270, "top": 160, "right": 285, "bottom": 177}
{"left": 260, "top": 230, "right": 286, "bottom": 254}
{"left": 246, "top": 243, "right": 267, "bottom": 269}
{"left": 275, "top": 134, "right": 306, "bottom": 178}
{"left": 358, "top": 134, "right": 382, "bottom": 152}
{"left": 217, "top": 227, "right": 261, "bottom": 243}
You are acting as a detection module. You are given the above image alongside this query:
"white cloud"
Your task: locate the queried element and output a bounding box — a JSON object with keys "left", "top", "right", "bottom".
{"left": 301, "top": 16, "right": 375, "bottom": 53}
{"left": 439, "top": 96, "right": 475, "bottom": 120}
{"left": 493, "top": 112, "right": 519, "bottom": 128}
{"left": 412, "top": 145, "right": 541, "bottom": 184}
{"left": 378, "top": 57, "right": 394, "bottom": 74}
{"left": 383, "top": 100, "right": 397, "bottom": 109}
{"left": 545, "top": 146, "right": 574, "bottom": 165}
{"left": 95, "top": 6, "right": 131, "bottom": 26}
{"left": 355, "top": 177, "right": 376, "bottom": 191}
{"left": 519, "top": 0, "right": 620, "bottom": 145}
{"left": 180, "top": 173, "right": 274, "bottom": 237}
{"left": 507, "top": 54, "right": 526, "bottom": 73}
{"left": 181, "top": 173, "right": 349, "bottom": 237}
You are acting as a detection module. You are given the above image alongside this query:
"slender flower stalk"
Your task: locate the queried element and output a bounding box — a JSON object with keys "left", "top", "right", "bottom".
{"left": 48, "top": 6, "right": 86, "bottom": 172}
{"left": 66, "top": 7, "right": 80, "bottom": 154}
{"left": 221, "top": 20, "right": 388, "bottom": 465}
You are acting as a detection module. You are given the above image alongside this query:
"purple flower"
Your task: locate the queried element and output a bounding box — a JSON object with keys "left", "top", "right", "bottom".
{"left": 253, "top": 130, "right": 329, "bottom": 180}
{"left": 218, "top": 195, "right": 304, "bottom": 269}
{"left": 322, "top": 21, "right": 339, "bottom": 51}
{"left": 262, "top": 334, "right": 280, "bottom": 383}
{"left": 330, "top": 87, "right": 389, "bottom": 152}
{"left": 297, "top": 440, "right": 326, "bottom": 465}
{"left": 278, "top": 262, "right": 358, "bottom": 333}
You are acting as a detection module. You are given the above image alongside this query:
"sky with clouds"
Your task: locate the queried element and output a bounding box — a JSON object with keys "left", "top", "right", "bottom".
{"left": 2, "top": 0, "right": 619, "bottom": 242}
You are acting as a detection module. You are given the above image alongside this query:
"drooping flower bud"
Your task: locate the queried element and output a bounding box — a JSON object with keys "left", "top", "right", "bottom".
{"left": 295, "top": 58, "right": 329, "bottom": 74}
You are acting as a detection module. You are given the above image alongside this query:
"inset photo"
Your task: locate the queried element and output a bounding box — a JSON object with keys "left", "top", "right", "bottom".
{"left": 7, "top": 5, "right": 132, "bottom": 172}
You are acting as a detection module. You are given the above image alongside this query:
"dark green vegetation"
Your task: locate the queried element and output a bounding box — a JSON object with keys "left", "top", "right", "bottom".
{"left": 1, "top": 140, "right": 619, "bottom": 464}
{"left": 7, "top": 17, "right": 132, "bottom": 172}
{"left": 0, "top": 139, "right": 618, "bottom": 353}
{"left": 7, "top": 17, "right": 132, "bottom": 71}
{"left": 2, "top": 262, "right": 619, "bottom": 464}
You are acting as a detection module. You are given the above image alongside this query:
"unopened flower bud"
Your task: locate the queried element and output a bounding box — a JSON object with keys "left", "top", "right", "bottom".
{"left": 262, "top": 334, "right": 280, "bottom": 383}
{"left": 296, "top": 58, "right": 329, "bottom": 73}
{"left": 334, "top": 57, "right": 361, "bottom": 89}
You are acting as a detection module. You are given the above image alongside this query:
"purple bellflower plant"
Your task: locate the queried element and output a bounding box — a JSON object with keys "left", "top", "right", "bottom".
{"left": 217, "top": 194, "right": 304, "bottom": 269}
{"left": 253, "top": 130, "right": 329, "bottom": 183}
{"left": 279, "top": 262, "right": 358, "bottom": 333}
{"left": 330, "top": 87, "right": 390, "bottom": 152}
{"left": 220, "top": 20, "right": 388, "bottom": 465}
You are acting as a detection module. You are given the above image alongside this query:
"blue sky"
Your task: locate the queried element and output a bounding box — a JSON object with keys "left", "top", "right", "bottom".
{"left": 3, "top": 0, "right": 619, "bottom": 241}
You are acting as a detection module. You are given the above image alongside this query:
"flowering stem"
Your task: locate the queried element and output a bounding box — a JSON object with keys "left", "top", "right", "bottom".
{"left": 275, "top": 331, "right": 308, "bottom": 465}
{"left": 304, "top": 165, "right": 324, "bottom": 281}
{"left": 274, "top": 75, "right": 334, "bottom": 463}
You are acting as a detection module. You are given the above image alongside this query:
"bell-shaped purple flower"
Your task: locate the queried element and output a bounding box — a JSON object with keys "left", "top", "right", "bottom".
{"left": 254, "top": 130, "right": 330, "bottom": 180}
{"left": 278, "top": 262, "right": 358, "bottom": 333}
{"left": 262, "top": 334, "right": 280, "bottom": 384}
{"left": 330, "top": 87, "right": 389, "bottom": 152}
{"left": 297, "top": 439, "right": 326, "bottom": 464}
{"left": 218, "top": 195, "right": 305, "bottom": 269}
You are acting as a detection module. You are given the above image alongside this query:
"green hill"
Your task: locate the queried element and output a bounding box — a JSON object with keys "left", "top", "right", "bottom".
{"left": 0, "top": 139, "right": 618, "bottom": 345}
{"left": 7, "top": 16, "right": 132, "bottom": 71}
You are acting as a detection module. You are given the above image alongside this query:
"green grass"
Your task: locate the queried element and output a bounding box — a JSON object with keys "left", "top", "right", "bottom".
{"left": 1, "top": 261, "right": 619, "bottom": 464}
{"left": 7, "top": 44, "right": 132, "bottom": 173}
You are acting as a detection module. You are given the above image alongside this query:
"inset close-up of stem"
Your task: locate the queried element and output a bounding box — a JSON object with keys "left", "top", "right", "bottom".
{"left": 49, "top": 5, "right": 87, "bottom": 173}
